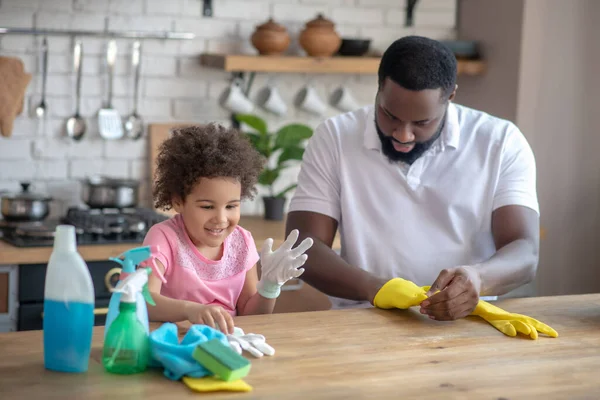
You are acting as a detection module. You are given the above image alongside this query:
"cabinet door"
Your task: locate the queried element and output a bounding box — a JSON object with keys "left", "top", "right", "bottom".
{"left": 0, "top": 265, "right": 18, "bottom": 331}
{"left": 0, "top": 271, "right": 8, "bottom": 314}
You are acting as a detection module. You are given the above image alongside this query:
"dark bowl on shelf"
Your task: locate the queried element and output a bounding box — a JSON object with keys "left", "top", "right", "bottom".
{"left": 337, "top": 38, "right": 371, "bottom": 57}
{"left": 440, "top": 40, "right": 480, "bottom": 60}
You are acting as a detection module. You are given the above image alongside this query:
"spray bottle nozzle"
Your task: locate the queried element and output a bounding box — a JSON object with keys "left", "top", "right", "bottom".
{"left": 109, "top": 245, "right": 159, "bottom": 274}
{"left": 112, "top": 267, "right": 155, "bottom": 306}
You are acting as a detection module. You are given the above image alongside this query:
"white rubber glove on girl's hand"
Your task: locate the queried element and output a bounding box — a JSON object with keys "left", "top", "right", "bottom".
{"left": 257, "top": 229, "right": 313, "bottom": 299}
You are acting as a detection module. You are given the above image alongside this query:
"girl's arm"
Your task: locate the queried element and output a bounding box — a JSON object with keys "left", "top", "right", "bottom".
{"left": 147, "top": 259, "right": 234, "bottom": 333}
{"left": 236, "top": 264, "right": 276, "bottom": 316}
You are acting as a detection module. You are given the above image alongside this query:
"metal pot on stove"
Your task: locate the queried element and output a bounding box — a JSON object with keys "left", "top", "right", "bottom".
{"left": 82, "top": 176, "right": 140, "bottom": 209}
{"left": 0, "top": 182, "right": 53, "bottom": 222}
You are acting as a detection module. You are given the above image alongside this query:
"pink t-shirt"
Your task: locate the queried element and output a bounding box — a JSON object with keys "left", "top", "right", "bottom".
{"left": 142, "top": 214, "right": 259, "bottom": 316}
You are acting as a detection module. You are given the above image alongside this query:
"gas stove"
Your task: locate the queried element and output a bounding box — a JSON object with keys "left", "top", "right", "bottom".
{"left": 0, "top": 207, "right": 169, "bottom": 247}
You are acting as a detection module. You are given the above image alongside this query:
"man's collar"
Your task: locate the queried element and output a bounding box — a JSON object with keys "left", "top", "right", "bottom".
{"left": 363, "top": 102, "right": 461, "bottom": 152}
{"left": 363, "top": 105, "right": 381, "bottom": 151}
{"left": 440, "top": 102, "right": 460, "bottom": 150}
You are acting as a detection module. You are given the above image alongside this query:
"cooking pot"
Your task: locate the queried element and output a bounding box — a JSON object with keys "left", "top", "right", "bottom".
{"left": 0, "top": 182, "right": 53, "bottom": 222}
{"left": 82, "top": 176, "right": 140, "bottom": 209}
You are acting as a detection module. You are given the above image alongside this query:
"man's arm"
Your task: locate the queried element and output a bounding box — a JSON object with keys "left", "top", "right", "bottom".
{"left": 421, "top": 205, "right": 539, "bottom": 320}
{"left": 285, "top": 211, "right": 386, "bottom": 304}
{"left": 421, "top": 123, "right": 540, "bottom": 321}
{"left": 477, "top": 204, "right": 539, "bottom": 294}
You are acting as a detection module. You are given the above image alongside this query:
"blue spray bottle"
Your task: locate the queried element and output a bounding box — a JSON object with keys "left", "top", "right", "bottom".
{"left": 104, "top": 245, "right": 156, "bottom": 338}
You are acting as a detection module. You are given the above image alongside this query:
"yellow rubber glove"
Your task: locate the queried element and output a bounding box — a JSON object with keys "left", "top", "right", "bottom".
{"left": 471, "top": 299, "right": 558, "bottom": 339}
{"left": 373, "top": 278, "right": 428, "bottom": 309}
{"left": 182, "top": 376, "right": 253, "bottom": 392}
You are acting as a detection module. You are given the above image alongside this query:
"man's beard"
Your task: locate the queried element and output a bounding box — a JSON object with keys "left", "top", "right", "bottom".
{"left": 375, "top": 110, "right": 446, "bottom": 165}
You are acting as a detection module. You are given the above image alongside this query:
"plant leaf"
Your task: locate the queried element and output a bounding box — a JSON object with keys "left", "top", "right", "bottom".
{"left": 274, "top": 124, "right": 312, "bottom": 149}
{"left": 258, "top": 168, "right": 280, "bottom": 187}
{"left": 235, "top": 114, "right": 267, "bottom": 135}
{"left": 245, "top": 132, "right": 261, "bottom": 149}
{"left": 275, "top": 183, "right": 297, "bottom": 198}
{"left": 245, "top": 132, "right": 272, "bottom": 158}
{"left": 277, "top": 146, "right": 305, "bottom": 166}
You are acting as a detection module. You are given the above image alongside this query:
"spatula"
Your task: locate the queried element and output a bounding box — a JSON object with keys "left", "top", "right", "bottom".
{"left": 98, "top": 40, "right": 123, "bottom": 140}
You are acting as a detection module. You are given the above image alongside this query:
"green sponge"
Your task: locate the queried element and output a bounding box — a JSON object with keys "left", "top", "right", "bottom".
{"left": 193, "top": 339, "right": 251, "bottom": 382}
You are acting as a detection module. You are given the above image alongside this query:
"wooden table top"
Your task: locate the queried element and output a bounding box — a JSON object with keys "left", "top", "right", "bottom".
{"left": 0, "top": 215, "right": 341, "bottom": 265}
{"left": 1, "top": 293, "right": 599, "bottom": 399}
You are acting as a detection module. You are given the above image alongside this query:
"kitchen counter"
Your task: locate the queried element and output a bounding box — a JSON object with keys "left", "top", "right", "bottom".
{"left": 1, "top": 293, "right": 600, "bottom": 398}
{"left": 0, "top": 215, "right": 341, "bottom": 265}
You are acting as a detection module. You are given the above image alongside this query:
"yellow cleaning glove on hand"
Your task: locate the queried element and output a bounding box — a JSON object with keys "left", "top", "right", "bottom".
{"left": 373, "top": 278, "right": 428, "bottom": 309}
{"left": 470, "top": 299, "right": 558, "bottom": 339}
{"left": 375, "top": 277, "right": 557, "bottom": 340}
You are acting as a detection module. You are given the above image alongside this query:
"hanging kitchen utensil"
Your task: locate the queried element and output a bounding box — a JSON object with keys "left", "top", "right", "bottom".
{"left": 66, "top": 40, "right": 86, "bottom": 141}
{"left": 34, "top": 37, "right": 49, "bottom": 118}
{"left": 98, "top": 40, "right": 123, "bottom": 140}
{"left": 124, "top": 41, "right": 144, "bottom": 140}
{"left": 0, "top": 56, "right": 32, "bottom": 137}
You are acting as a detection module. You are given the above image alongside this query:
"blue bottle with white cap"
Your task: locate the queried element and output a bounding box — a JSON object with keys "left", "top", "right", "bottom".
{"left": 43, "top": 224, "right": 95, "bottom": 373}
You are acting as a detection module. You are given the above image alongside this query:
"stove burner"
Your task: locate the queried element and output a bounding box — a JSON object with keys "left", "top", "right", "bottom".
{"left": 15, "top": 222, "right": 56, "bottom": 238}
{"left": 1, "top": 207, "right": 169, "bottom": 247}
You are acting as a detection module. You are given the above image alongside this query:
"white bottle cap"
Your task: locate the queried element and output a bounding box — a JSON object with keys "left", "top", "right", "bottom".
{"left": 53, "top": 225, "right": 77, "bottom": 252}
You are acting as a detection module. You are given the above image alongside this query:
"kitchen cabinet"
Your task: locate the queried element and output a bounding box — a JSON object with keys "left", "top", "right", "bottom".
{"left": 0, "top": 265, "right": 18, "bottom": 332}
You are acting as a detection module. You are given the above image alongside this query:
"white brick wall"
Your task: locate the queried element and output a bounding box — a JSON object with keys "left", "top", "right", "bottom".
{"left": 0, "top": 140, "right": 32, "bottom": 159}
{"left": 0, "top": 0, "right": 456, "bottom": 216}
{"left": 331, "top": 7, "right": 384, "bottom": 26}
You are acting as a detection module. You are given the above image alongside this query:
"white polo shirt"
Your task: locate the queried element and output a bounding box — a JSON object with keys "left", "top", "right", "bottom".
{"left": 289, "top": 103, "right": 539, "bottom": 309}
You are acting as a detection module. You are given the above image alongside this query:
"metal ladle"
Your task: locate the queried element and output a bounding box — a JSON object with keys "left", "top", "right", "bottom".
{"left": 34, "top": 37, "right": 48, "bottom": 118}
{"left": 124, "top": 41, "right": 144, "bottom": 140}
{"left": 66, "top": 40, "right": 86, "bottom": 141}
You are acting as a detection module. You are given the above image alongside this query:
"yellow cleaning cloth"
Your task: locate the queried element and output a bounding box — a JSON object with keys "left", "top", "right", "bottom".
{"left": 182, "top": 376, "right": 253, "bottom": 392}
{"left": 373, "top": 278, "right": 428, "bottom": 309}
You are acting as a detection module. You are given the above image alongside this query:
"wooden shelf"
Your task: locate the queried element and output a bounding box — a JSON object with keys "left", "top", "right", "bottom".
{"left": 200, "top": 54, "right": 486, "bottom": 76}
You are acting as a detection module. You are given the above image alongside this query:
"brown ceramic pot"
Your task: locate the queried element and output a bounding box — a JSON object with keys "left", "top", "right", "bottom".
{"left": 251, "top": 18, "right": 290, "bottom": 56}
{"left": 299, "top": 13, "right": 341, "bottom": 57}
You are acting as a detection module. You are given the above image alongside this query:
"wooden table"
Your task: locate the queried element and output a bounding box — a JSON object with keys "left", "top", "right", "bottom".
{"left": 2, "top": 294, "right": 598, "bottom": 399}
{"left": 0, "top": 215, "right": 341, "bottom": 265}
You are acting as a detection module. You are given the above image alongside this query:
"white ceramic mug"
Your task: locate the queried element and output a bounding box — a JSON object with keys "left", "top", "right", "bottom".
{"left": 329, "top": 86, "right": 360, "bottom": 112}
{"left": 256, "top": 85, "right": 287, "bottom": 116}
{"left": 294, "top": 85, "right": 327, "bottom": 116}
{"left": 219, "top": 80, "right": 254, "bottom": 114}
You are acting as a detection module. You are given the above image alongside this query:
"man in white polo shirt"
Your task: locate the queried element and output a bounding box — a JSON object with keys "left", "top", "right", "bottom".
{"left": 286, "top": 36, "right": 540, "bottom": 321}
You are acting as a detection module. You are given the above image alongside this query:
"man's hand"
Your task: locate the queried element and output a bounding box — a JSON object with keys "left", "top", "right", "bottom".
{"left": 420, "top": 266, "right": 482, "bottom": 321}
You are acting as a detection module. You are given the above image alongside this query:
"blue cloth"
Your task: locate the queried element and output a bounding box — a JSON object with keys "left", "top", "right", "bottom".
{"left": 149, "top": 323, "right": 228, "bottom": 380}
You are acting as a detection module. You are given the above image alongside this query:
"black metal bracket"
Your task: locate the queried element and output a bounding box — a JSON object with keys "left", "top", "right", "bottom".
{"left": 202, "top": 0, "right": 213, "bottom": 17}
{"left": 406, "top": 0, "right": 419, "bottom": 27}
{"left": 229, "top": 71, "right": 256, "bottom": 129}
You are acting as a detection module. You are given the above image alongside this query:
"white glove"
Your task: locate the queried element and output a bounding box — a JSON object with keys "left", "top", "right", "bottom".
{"left": 227, "top": 327, "right": 275, "bottom": 358}
{"left": 257, "top": 229, "right": 313, "bottom": 299}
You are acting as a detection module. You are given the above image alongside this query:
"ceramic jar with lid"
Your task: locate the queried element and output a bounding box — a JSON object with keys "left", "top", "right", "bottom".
{"left": 251, "top": 18, "right": 291, "bottom": 56}
{"left": 299, "top": 13, "right": 342, "bottom": 57}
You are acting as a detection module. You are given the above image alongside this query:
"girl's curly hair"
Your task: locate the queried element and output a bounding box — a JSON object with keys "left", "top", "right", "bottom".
{"left": 153, "top": 123, "right": 265, "bottom": 211}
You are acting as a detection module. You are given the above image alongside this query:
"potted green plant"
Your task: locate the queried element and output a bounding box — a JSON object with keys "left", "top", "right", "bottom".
{"left": 235, "top": 114, "right": 313, "bottom": 220}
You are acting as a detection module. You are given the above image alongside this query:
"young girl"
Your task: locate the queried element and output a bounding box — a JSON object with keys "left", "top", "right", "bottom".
{"left": 142, "top": 124, "right": 312, "bottom": 334}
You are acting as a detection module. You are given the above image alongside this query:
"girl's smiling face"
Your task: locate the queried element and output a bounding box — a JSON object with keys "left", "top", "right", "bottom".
{"left": 173, "top": 177, "right": 241, "bottom": 256}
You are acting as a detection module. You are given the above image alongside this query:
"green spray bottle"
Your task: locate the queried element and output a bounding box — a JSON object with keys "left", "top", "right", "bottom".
{"left": 102, "top": 267, "right": 155, "bottom": 375}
